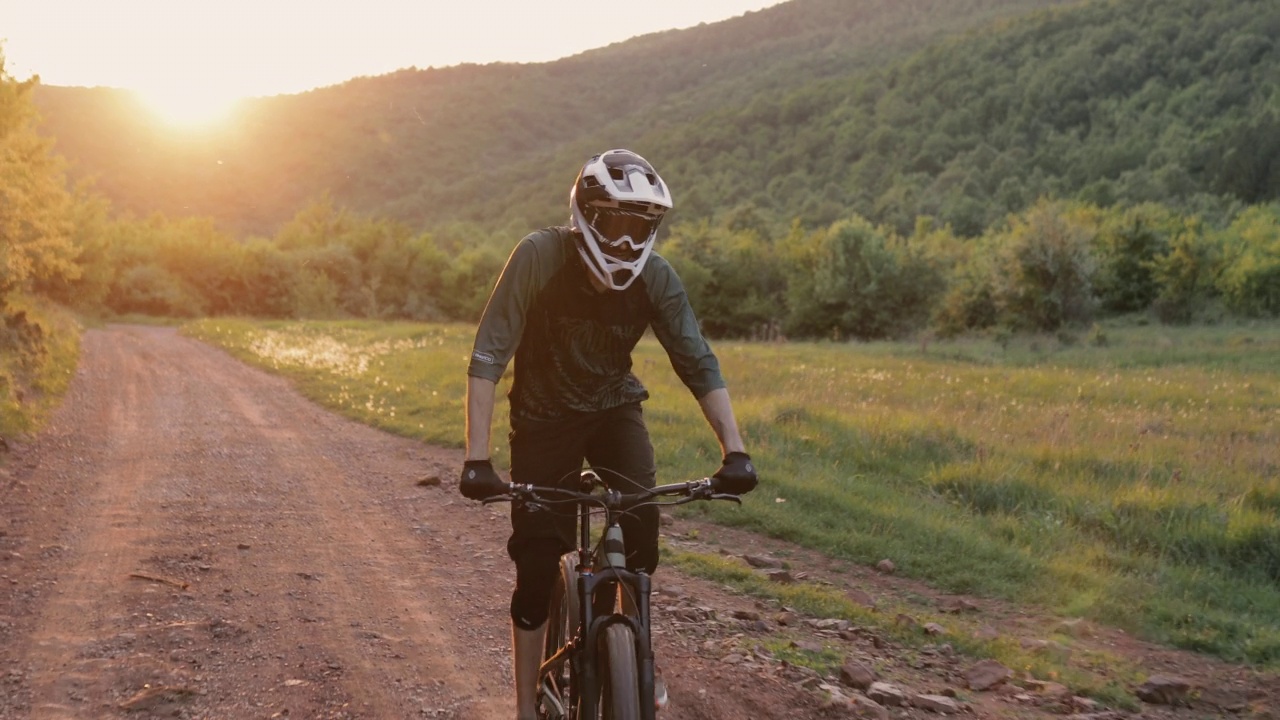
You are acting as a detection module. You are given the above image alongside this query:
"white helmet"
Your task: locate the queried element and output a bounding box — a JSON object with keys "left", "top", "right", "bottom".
{"left": 569, "top": 149, "right": 673, "bottom": 291}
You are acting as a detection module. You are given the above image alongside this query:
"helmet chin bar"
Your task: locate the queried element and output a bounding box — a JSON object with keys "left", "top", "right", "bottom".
{"left": 571, "top": 205, "right": 657, "bottom": 291}
{"left": 573, "top": 234, "right": 653, "bottom": 291}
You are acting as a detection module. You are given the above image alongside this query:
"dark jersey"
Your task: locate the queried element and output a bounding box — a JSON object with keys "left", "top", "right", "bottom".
{"left": 467, "top": 227, "right": 725, "bottom": 422}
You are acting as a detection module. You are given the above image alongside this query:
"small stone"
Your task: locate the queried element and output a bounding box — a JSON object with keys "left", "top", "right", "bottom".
{"left": 790, "top": 640, "right": 823, "bottom": 654}
{"left": 655, "top": 583, "right": 685, "bottom": 598}
{"left": 847, "top": 693, "right": 890, "bottom": 719}
{"left": 866, "top": 681, "right": 906, "bottom": 707}
{"left": 764, "top": 569, "right": 795, "bottom": 583}
{"left": 839, "top": 660, "right": 877, "bottom": 690}
{"left": 416, "top": 474, "right": 442, "bottom": 487}
{"left": 964, "top": 659, "right": 1012, "bottom": 691}
{"left": 912, "top": 693, "right": 961, "bottom": 714}
{"left": 1135, "top": 674, "right": 1191, "bottom": 706}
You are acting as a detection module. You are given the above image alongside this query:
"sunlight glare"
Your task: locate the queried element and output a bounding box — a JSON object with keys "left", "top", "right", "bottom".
{"left": 135, "top": 86, "right": 241, "bottom": 129}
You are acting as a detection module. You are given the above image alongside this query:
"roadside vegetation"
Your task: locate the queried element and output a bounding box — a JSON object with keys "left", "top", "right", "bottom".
{"left": 183, "top": 317, "right": 1280, "bottom": 669}
{"left": 0, "top": 55, "right": 83, "bottom": 440}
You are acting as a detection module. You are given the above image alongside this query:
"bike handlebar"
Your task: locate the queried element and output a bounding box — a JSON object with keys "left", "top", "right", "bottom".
{"left": 468, "top": 474, "right": 743, "bottom": 509}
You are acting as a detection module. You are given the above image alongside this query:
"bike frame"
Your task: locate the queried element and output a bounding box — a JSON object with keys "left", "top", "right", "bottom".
{"left": 561, "top": 489, "right": 657, "bottom": 720}
{"left": 485, "top": 473, "right": 737, "bottom": 720}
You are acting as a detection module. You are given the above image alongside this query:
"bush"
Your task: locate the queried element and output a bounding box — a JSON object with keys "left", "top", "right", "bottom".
{"left": 1216, "top": 205, "right": 1280, "bottom": 317}
{"left": 1093, "top": 204, "right": 1181, "bottom": 314}
{"left": 1148, "top": 220, "right": 1220, "bottom": 324}
{"left": 990, "top": 200, "right": 1099, "bottom": 332}
{"left": 783, "top": 215, "right": 941, "bottom": 340}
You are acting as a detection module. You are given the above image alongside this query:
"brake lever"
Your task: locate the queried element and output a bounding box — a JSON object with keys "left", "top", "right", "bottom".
{"left": 481, "top": 495, "right": 512, "bottom": 506}
{"left": 709, "top": 493, "right": 743, "bottom": 505}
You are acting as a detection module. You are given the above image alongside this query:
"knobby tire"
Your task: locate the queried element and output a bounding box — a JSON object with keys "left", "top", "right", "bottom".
{"left": 599, "top": 623, "right": 640, "bottom": 720}
{"left": 539, "top": 554, "right": 580, "bottom": 720}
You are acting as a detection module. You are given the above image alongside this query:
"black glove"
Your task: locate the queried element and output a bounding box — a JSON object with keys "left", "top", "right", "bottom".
{"left": 459, "top": 460, "right": 506, "bottom": 500}
{"left": 713, "top": 451, "right": 757, "bottom": 495}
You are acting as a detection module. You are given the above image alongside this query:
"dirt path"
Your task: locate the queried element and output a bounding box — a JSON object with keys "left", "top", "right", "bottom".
{"left": 0, "top": 325, "right": 1275, "bottom": 719}
{"left": 0, "top": 326, "right": 819, "bottom": 719}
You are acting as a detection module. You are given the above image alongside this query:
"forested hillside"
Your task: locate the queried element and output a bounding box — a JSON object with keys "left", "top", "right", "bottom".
{"left": 4, "top": 0, "right": 1279, "bottom": 365}
{"left": 33, "top": 0, "right": 1072, "bottom": 238}
{"left": 653, "top": 0, "right": 1280, "bottom": 237}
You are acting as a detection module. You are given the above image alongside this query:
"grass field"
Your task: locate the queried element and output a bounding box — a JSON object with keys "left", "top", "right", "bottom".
{"left": 183, "top": 318, "right": 1280, "bottom": 668}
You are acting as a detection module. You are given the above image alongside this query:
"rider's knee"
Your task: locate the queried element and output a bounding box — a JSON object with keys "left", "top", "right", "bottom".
{"left": 510, "top": 537, "right": 561, "bottom": 630}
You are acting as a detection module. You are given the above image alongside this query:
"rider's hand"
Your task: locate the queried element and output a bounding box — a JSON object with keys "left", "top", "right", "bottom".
{"left": 459, "top": 460, "right": 506, "bottom": 500}
{"left": 713, "top": 451, "right": 757, "bottom": 495}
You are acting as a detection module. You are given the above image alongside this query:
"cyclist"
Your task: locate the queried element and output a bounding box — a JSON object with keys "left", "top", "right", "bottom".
{"left": 460, "top": 148, "right": 757, "bottom": 718}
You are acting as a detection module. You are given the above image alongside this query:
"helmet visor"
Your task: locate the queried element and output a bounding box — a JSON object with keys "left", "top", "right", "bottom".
{"left": 588, "top": 208, "right": 660, "bottom": 261}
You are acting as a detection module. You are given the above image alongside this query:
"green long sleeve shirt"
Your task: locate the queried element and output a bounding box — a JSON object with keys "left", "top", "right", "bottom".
{"left": 467, "top": 226, "right": 725, "bottom": 422}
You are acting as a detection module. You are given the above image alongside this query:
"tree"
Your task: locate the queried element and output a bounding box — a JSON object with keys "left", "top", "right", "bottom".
{"left": 1, "top": 54, "right": 78, "bottom": 306}
{"left": 1216, "top": 205, "right": 1280, "bottom": 317}
{"left": 990, "top": 200, "right": 1099, "bottom": 331}
{"left": 783, "top": 215, "right": 939, "bottom": 340}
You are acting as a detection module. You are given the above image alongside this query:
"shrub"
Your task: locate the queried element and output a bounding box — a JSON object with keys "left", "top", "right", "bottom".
{"left": 990, "top": 200, "right": 1099, "bottom": 331}
{"left": 1216, "top": 205, "right": 1280, "bottom": 317}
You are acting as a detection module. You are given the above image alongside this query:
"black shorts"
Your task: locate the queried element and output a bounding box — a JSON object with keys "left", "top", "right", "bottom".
{"left": 507, "top": 401, "right": 659, "bottom": 574}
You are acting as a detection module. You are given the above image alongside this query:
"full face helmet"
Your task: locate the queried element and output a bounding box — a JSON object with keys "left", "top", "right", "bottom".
{"left": 569, "top": 149, "right": 673, "bottom": 291}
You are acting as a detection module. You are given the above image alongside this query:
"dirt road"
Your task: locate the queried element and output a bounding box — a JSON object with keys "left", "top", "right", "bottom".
{"left": 0, "top": 326, "right": 819, "bottom": 719}
{"left": 2, "top": 326, "right": 1276, "bottom": 719}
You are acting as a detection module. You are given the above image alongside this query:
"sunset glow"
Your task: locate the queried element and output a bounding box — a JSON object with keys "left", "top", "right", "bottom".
{"left": 135, "top": 86, "right": 241, "bottom": 128}
{"left": 2, "top": 0, "right": 785, "bottom": 129}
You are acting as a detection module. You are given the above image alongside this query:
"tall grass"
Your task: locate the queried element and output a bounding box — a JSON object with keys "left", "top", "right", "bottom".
{"left": 183, "top": 318, "right": 1280, "bottom": 666}
{"left": 0, "top": 300, "right": 82, "bottom": 440}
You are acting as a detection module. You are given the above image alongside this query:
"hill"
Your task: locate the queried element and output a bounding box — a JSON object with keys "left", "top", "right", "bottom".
{"left": 33, "top": 0, "right": 1072, "bottom": 238}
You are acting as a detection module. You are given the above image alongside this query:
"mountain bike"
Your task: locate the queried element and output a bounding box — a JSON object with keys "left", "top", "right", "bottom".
{"left": 477, "top": 471, "right": 742, "bottom": 720}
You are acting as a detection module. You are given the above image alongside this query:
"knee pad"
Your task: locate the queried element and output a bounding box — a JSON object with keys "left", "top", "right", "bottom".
{"left": 510, "top": 538, "right": 562, "bottom": 630}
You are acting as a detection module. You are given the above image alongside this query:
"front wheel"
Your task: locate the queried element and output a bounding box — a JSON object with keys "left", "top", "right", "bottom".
{"left": 599, "top": 623, "right": 640, "bottom": 720}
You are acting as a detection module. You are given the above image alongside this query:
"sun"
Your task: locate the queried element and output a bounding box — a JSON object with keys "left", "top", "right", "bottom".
{"left": 135, "top": 86, "right": 241, "bottom": 129}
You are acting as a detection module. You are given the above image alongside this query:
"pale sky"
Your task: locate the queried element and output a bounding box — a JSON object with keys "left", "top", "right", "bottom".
{"left": 1, "top": 0, "right": 785, "bottom": 124}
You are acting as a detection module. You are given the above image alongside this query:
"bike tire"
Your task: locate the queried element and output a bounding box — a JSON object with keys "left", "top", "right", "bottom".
{"left": 539, "top": 554, "right": 579, "bottom": 720}
{"left": 599, "top": 623, "right": 640, "bottom": 720}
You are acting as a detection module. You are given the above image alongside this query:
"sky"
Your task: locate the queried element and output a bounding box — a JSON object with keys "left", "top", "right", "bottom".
{"left": 1, "top": 0, "right": 785, "bottom": 125}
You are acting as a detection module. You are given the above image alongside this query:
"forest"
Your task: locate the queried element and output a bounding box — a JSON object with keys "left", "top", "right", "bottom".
{"left": 3, "top": 0, "right": 1279, "bottom": 436}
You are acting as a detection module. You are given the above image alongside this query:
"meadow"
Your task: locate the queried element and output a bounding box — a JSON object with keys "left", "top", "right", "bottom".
{"left": 183, "top": 318, "right": 1280, "bottom": 667}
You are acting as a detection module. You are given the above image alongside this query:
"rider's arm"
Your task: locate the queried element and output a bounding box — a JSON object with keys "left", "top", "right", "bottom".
{"left": 642, "top": 254, "right": 747, "bottom": 454}
{"left": 465, "top": 376, "right": 497, "bottom": 461}
{"left": 641, "top": 254, "right": 726, "bottom": 398}
{"left": 697, "top": 387, "right": 747, "bottom": 456}
{"left": 466, "top": 230, "right": 567, "bottom": 460}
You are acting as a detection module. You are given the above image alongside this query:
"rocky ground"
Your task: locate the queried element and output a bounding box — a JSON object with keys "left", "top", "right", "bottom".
{"left": 0, "top": 325, "right": 1275, "bottom": 719}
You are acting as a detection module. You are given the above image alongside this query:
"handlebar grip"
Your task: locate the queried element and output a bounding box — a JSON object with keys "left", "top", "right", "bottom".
{"left": 459, "top": 471, "right": 508, "bottom": 501}
{"left": 710, "top": 475, "right": 757, "bottom": 495}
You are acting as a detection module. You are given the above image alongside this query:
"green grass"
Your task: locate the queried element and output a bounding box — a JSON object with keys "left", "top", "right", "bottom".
{"left": 0, "top": 299, "right": 82, "bottom": 441}
{"left": 663, "top": 547, "right": 1140, "bottom": 708}
{"left": 182, "top": 317, "right": 1280, "bottom": 667}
